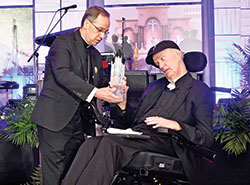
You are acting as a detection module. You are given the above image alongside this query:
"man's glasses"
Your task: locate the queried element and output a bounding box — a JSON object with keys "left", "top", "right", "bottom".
{"left": 87, "top": 18, "right": 109, "bottom": 35}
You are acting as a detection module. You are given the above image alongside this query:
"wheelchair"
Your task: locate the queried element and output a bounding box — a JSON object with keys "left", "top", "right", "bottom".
{"left": 85, "top": 51, "right": 216, "bottom": 185}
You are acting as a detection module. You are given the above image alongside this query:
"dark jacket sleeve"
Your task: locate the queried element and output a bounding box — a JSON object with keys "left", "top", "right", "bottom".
{"left": 177, "top": 82, "right": 215, "bottom": 147}
{"left": 48, "top": 35, "right": 95, "bottom": 101}
{"left": 109, "top": 103, "right": 136, "bottom": 129}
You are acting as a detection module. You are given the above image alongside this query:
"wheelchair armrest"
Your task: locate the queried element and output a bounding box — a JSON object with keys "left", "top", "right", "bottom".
{"left": 153, "top": 128, "right": 216, "bottom": 162}
{"left": 85, "top": 101, "right": 111, "bottom": 128}
{"left": 156, "top": 128, "right": 169, "bottom": 134}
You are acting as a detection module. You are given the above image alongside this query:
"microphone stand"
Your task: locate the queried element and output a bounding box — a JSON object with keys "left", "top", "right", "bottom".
{"left": 121, "top": 17, "right": 125, "bottom": 64}
{"left": 27, "top": 9, "right": 69, "bottom": 83}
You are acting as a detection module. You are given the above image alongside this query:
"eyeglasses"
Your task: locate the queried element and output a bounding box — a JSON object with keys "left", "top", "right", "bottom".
{"left": 87, "top": 18, "right": 109, "bottom": 35}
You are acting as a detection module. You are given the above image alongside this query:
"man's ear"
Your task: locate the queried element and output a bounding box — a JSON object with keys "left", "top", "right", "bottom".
{"left": 175, "top": 49, "right": 181, "bottom": 56}
{"left": 83, "top": 19, "right": 89, "bottom": 30}
{"left": 174, "top": 50, "right": 182, "bottom": 60}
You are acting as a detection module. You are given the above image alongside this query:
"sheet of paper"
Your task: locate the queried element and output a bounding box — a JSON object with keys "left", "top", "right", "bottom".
{"left": 107, "top": 128, "right": 143, "bottom": 135}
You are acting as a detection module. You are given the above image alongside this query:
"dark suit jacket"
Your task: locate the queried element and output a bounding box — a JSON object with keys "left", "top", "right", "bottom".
{"left": 31, "top": 29, "right": 107, "bottom": 132}
{"left": 113, "top": 73, "right": 214, "bottom": 184}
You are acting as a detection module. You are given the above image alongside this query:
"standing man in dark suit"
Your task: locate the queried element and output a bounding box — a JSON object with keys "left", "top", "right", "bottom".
{"left": 123, "top": 35, "right": 134, "bottom": 70}
{"left": 111, "top": 33, "right": 122, "bottom": 52}
{"left": 61, "top": 40, "right": 215, "bottom": 185}
{"left": 30, "top": 6, "right": 123, "bottom": 185}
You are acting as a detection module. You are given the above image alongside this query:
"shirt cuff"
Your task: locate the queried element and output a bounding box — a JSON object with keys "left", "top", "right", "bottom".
{"left": 86, "top": 87, "right": 97, "bottom": 102}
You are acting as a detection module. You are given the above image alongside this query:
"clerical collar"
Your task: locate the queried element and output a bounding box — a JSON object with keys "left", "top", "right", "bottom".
{"left": 167, "top": 71, "right": 188, "bottom": 91}
{"left": 79, "top": 32, "right": 90, "bottom": 48}
{"left": 168, "top": 71, "right": 187, "bottom": 84}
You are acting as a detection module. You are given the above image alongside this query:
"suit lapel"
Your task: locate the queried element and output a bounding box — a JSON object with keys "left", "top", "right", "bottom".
{"left": 89, "top": 48, "right": 100, "bottom": 86}
{"left": 73, "top": 30, "right": 88, "bottom": 79}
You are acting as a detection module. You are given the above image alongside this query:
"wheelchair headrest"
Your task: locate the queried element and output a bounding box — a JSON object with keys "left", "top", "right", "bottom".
{"left": 183, "top": 51, "right": 207, "bottom": 72}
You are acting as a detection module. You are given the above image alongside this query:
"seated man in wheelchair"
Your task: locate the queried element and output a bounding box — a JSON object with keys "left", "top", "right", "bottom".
{"left": 61, "top": 40, "right": 215, "bottom": 185}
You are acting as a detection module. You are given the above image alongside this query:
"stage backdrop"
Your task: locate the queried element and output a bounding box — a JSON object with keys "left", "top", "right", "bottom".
{"left": 104, "top": 3, "right": 202, "bottom": 73}
{"left": 0, "top": 7, "right": 33, "bottom": 106}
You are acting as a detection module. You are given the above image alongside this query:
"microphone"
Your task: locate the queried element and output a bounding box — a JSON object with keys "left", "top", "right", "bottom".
{"left": 58, "top": 4, "right": 77, "bottom": 11}
{"left": 122, "top": 17, "right": 125, "bottom": 22}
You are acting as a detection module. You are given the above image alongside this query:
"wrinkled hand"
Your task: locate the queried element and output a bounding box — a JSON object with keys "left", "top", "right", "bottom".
{"left": 95, "top": 87, "right": 123, "bottom": 103}
{"left": 145, "top": 116, "right": 182, "bottom": 131}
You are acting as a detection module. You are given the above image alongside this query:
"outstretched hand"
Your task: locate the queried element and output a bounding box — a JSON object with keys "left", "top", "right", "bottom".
{"left": 95, "top": 87, "right": 123, "bottom": 103}
{"left": 95, "top": 77, "right": 129, "bottom": 105}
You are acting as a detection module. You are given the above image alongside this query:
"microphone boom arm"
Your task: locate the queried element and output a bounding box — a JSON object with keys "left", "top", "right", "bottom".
{"left": 27, "top": 10, "right": 68, "bottom": 63}
{"left": 121, "top": 17, "right": 125, "bottom": 63}
{"left": 27, "top": 9, "right": 69, "bottom": 85}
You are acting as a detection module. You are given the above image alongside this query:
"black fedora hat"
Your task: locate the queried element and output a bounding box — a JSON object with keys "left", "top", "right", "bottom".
{"left": 146, "top": 40, "right": 180, "bottom": 68}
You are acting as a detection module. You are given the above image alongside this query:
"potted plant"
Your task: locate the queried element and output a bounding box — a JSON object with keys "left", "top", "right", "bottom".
{"left": 213, "top": 36, "right": 250, "bottom": 157}
{"left": 0, "top": 96, "right": 41, "bottom": 184}
{"left": 213, "top": 88, "right": 250, "bottom": 156}
{"left": 0, "top": 96, "right": 39, "bottom": 148}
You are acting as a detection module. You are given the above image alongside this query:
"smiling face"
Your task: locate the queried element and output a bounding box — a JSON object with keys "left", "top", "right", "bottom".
{"left": 152, "top": 48, "right": 187, "bottom": 82}
{"left": 80, "top": 14, "right": 110, "bottom": 46}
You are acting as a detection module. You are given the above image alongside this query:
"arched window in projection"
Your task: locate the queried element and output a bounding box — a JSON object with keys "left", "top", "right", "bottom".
{"left": 145, "top": 18, "right": 162, "bottom": 50}
{"left": 106, "top": 4, "right": 202, "bottom": 72}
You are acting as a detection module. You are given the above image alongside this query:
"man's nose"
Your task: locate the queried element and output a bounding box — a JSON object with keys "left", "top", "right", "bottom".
{"left": 100, "top": 32, "right": 105, "bottom": 40}
{"left": 158, "top": 61, "right": 164, "bottom": 69}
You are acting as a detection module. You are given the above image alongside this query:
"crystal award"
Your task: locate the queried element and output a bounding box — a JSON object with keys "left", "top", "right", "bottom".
{"left": 110, "top": 50, "right": 125, "bottom": 100}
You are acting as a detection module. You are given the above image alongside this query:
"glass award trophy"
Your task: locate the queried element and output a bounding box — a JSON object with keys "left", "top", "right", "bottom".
{"left": 110, "top": 49, "right": 125, "bottom": 100}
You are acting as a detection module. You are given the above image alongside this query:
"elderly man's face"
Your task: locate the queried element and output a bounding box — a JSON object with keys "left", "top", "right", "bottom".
{"left": 83, "top": 14, "right": 110, "bottom": 46}
{"left": 152, "top": 48, "right": 184, "bottom": 81}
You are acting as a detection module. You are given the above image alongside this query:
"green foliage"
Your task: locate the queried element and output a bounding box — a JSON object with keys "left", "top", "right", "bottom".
{"left": 213, "top": 88, "right": 250, "bottom": 156}
{"left": 229, "top": 37, "right": 250, "bottom": 90}
{"left": 30, "top": 165, "right": 42, "bottom": 185}
{"left": 21, "top": 165, "right": 42, "bottom": 185}
{"left": 0, "top": 96, "right": 39, "bottom": 148}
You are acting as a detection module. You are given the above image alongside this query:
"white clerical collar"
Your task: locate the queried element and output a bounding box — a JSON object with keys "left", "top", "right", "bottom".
{"left": 167, "top": 71, "right": 187, "bottom": 91}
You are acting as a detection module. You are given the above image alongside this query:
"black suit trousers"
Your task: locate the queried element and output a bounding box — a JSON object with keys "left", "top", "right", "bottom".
{"left": 37, "top": 108, "right": 85, "bottom": 185}
{"left": 61, "top": 134, "right": 176, "bottom": 185}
